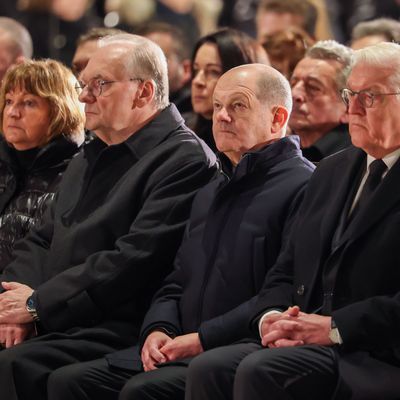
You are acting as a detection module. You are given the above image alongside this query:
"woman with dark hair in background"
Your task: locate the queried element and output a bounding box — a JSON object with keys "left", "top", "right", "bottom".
{"left": 188, "top": 27, "right": 269, "bottom": 153}
{"left": 0, "top": 59, "right": 85, "bottom": 271}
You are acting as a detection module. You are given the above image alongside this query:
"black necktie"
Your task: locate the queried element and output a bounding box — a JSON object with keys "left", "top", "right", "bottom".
{"left": 352, "top": 159, "right": 387, "bottom": 216}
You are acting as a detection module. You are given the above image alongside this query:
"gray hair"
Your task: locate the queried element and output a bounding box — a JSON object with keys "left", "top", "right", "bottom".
{"left": 352, "top": 18, "right": 400, "bottom": 44}
{"left": 256, "top": 65, "right": 292, "bottom": 111}
{"left": 352, "top": 42, "right": 400, "bottom": 89}
{"left": 99, "top": 33, "right": 169, "bottom": 109}
{"left": 306, "top": 40, "right": 353, "bottom": 91}
{"left": 0, "top": 17, "right": 33, "bottom": 59}
{"left": 254, "top": 64, "right": 293, "bottom": 132}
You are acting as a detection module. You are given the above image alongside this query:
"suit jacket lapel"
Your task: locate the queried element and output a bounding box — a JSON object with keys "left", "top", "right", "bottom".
{"left": 320, "top": 147, "right": 365, "bottom": 253}
{"left": 339, "top": 156, "right": 400, "bottom": 245}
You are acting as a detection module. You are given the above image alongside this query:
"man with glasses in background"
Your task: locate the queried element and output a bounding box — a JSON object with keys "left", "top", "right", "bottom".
{"left": 186, "top": 42, "right": 400, "bottom": 400}
{"left": 0, "top": 33, "right": 218, "bottom": 400}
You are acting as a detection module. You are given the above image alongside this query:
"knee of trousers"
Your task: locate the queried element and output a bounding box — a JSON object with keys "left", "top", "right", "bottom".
{"left": 119, "top": 373, "right": 159, "bottom": 400}
{"left": 235, "top": 349, "right": 275, "bottom": 387}
{"left": 48, "top": 367, "right": 79, "bottom": 395}
{"left": 188, "top": 352, "right": 227, "bottom": 385}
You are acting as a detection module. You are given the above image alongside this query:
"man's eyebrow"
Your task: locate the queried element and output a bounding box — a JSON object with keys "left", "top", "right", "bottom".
{"left": 304, "top": 76, "right": 324, "bottom": 85}
{"left": 79, "top": 73, "right": 103, "bottom": 82}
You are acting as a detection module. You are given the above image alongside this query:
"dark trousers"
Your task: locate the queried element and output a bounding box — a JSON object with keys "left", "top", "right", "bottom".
{"left": 0, "top": 328, "right": 128, "bottom": 400}
{"left": 48, "top": 357, "right": 188, "bottom": 400}
{"left": 186, "top": 342, "right": 339, "bottom": 400}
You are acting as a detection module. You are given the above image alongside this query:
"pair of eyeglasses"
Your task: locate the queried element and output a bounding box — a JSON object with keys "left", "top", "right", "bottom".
{"left": 341, "top": 88, "right": 400, "bottom": 108}
{"left": 75, "top": 77, "right": 143, "bottom": 97}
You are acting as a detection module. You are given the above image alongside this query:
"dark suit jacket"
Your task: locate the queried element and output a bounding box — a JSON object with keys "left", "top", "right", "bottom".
{"left": 300, "top": 124, "right": 351, "bottom": 163}
{"left": 252, "top": 146, "right": 400, "bottom": 398}
{"left": 0, "top": 104, "right": 219, "bottom": 351}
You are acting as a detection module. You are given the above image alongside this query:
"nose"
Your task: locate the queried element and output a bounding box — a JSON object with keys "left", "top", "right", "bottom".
{"left": 347, "top": 94, "right": 365, "bottom": 115}
{"left": 78, "top": 87, "right": 95, "bottom": 104}
{"left": 215, "top": 106, "right": 231, "bottom": 123}
{"left": 192, "top": 70, "right": 206, "bottom": 87}
{"left": 7, "top": 103, "right": 20, "bottom": 118}
{"left": 291, "top": 81, "right": 306, "bottom": 103}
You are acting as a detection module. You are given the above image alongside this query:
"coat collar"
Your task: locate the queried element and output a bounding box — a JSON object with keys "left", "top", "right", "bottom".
{"left": 229, "top": 135, "right": 313, "bottom": 181}
{"left": 0, "top": 135, "right": 80, "bottom": 173}
{"left": 84, "top": 104, "right": 185, "bottom": 162}
{"left": 123, "top": 103, "right": 185, "bottom": 159}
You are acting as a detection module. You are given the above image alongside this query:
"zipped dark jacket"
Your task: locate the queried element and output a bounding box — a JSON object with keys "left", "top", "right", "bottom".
{"left": 140, "top": 136, "right": 315, "bottom": 350}
{"left": 0, "top": 136, "right": 80, "bottom": 271}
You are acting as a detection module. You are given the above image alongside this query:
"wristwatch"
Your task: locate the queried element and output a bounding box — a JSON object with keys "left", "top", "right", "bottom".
{"left": 26, "top": 294, "right": 40, "bottom": 322}
{"left": 328, "top": 318, "right": 343, "bottom": 345}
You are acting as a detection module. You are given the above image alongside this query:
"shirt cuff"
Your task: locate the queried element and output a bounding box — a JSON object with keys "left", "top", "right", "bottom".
{"left": 258, "top": 310, "right": 282, "bottom": 338}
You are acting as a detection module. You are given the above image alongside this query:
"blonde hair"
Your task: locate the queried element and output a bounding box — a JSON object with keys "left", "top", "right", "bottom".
{"left": 0, "top": 59, "right": 85, "bottom": 146}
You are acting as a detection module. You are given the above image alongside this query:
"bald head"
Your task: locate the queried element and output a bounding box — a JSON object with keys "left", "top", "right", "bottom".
{"left": 216, "top": 64, "right": 292, "bottom": 112}
{"left": 212, "top": 64, "right": 292, "bottom": 165}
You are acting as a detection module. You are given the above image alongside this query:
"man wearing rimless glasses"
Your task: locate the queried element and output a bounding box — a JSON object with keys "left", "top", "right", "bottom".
{"left": 0, "top": 33, "right": 218, "bottom": 400}
{"left": 185, "top": 42, "right": 400, "bottom": 400}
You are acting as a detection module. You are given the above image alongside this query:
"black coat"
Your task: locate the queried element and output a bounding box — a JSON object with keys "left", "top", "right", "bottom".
{"left": 0, "top": 136, "right": 80, "bottom": 271}
{"left": 1, "top": 105, "right": 219, "bottom": 349}
{"left": 252, "top": 146, "right": 400, "bottom": 398}
{"left": 140, "top": 136, "right": 315, "bottom": 351}
{"left": 300, "top": 124, "right": 351, "bottom": 163}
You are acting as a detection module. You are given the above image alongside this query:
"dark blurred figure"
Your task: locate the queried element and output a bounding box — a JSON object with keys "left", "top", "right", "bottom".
{"left": 0, "top": 17, "right": 33, "bottom": 82}
{"left": 0, "top": 59, "right": 84, "bottom": 271}
{"left": 327, "top": 0, "right": 400, "bottom": 44}
{"left": 256, "top": 0, "right": 318, "bottom": 41}
{"left": 218, "top": 0, "right": 259, "bottom": 37}
{"left": 188, "top": 28, "right": 269, "bottom": 153}
{"left": 261, "top": 27, "right": 315, "bottom": 79}
{"left": 135, "top": 22, "right": 192, "bottom": 114}
{"left": 351, "top": 17, "right": 400, "bottom": 49}
{"left": 72, "top": 27, "right": 123, "bottom": 77}
{"left": 105, "top": 0, "right": 200, "bottom": 50}
{"left": 17, "top": 0, "right": 101, "bottom": 65}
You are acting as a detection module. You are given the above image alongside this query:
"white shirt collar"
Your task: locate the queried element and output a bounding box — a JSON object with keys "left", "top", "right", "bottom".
{"left": 366, "top": 148, "right": 400, "bottom": 172}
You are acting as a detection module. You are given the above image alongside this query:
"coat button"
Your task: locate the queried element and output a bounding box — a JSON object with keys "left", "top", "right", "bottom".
{"left": 297, "top": 285, "right": 305, "bottom": 296}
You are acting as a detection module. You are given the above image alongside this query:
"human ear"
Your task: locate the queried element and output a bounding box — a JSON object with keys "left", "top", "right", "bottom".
{"left": 132, "top": 81, "right": 155, "bottom": 109}
{"left": 271, "top": 106, "right": 289, "bottom": 134}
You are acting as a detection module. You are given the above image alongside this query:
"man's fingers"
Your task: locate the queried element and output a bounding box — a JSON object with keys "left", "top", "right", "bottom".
{"left": 149, "top": 345, "right": 167, "bottom": 364}
{"left": 286, "top": 305, "right": 300, "bottom": 316}
{"left": 274, "top": 338, "right": 304, "bottom": 347}
{"left": 5, "top": 331, "right": 13, "bottom": 349}
{"left": 1, "top": 282, "right": 21, "bottom": 290}
{"left": 143, "top": 357, "right": 158, "bottom": 371}
{"left": 261, "top": 321, "right": 300, "bottom": 347}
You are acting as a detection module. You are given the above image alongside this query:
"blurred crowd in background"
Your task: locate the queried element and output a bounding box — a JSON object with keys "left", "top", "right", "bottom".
{"left": 0, "top": 0, "right": 399, "bottom": 66}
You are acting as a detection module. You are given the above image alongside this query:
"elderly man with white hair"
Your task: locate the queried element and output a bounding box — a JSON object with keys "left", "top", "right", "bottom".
{"left": 0, "top": 33, "right": 218, "bottom": 400}
{"left": 186, "top": 41, "right": 400, "bottom": 400}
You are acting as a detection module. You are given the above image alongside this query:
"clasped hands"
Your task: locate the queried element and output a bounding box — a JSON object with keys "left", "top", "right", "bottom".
{"left": 0, "top": 282, "right": 36, "bottom": 348}
{"left": 260, "top": 306, "right": 333, "bottom": 348}
{"left": 141, "top": 331, "right": 204, "bottom": 371}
